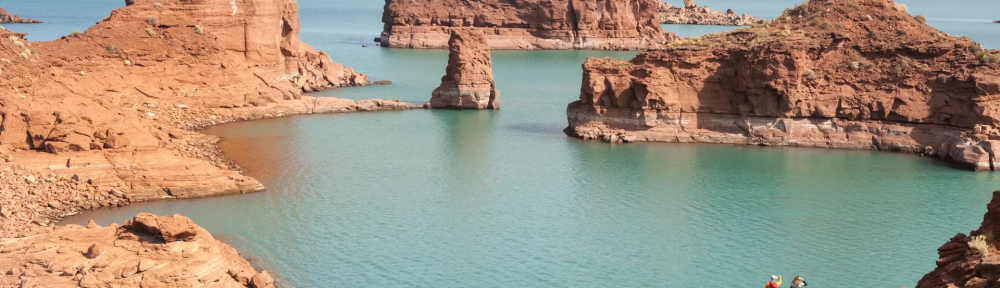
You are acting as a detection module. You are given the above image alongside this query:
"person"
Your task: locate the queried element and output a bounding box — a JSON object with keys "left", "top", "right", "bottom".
{"left": 790, "top": 276, "right": 808, "bottom": 288}
{"left": 766, "top": 275, "right": 782, "bottom": 288}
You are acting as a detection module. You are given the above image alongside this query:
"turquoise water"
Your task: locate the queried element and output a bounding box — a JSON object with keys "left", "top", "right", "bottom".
{"left": 6, "top": 0, "right": 999, "bottom": 287}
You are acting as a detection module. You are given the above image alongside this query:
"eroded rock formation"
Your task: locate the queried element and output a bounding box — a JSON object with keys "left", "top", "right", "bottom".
{"left": 0, "top": 8, "right": 40, "bottom": 24}
{"left": 659, "top": 1, "right": 762, "bottom": 26}
{"left": 381, "top": 0, "right": 671, "bottom": 50}
{"left": 0, "top": 213, "right": 275, "bottom": 288}
{"left": 429, "top": 30, "right": 499, "bottom": 110}
{"left": 565, "top": 0, "right": 1000, "bottom": 171}
{"left": 916, "top": 191, "right": 1000, "bottom": 288}
{"left": 0, "top": 0, "right": 417, "bottom": 282}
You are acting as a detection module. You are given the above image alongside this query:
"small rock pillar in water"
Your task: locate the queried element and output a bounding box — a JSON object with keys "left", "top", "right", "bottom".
{"left": 428, "top": 29, "right": 499, "bottom": 110}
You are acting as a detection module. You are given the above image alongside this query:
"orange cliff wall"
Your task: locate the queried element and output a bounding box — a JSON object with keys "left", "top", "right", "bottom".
{"left": 564, "top": 0, "right": 1000, "bottom": 171}
{"left": 380, "top": 0, "right": 676, "bottom": 50}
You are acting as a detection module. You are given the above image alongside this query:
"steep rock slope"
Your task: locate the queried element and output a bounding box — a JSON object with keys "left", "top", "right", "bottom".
{"left": 565, "top": 0, "right": 1000, "bottom": 171}
{"left": 917, "top": 191, "right": 1000, "bottom": 288}
{"left": 381, "top": 0, "right": 673, "bottom": 50}
{"left": 429, "top": 29, "right": 500, "bottom": 110}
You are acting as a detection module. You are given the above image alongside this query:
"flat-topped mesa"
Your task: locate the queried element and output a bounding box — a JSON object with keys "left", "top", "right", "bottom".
{"left": 0, "top": 8, "right": 41, "bottom": 24}
{"left": 916, "top": 191, "right": 1000, "bottom": 288}
{"left": 429, "top": 30, "right": 499, "bottom": 110}
{"left": 565, "top": 0, "right": 1000, "bottom": 171}
{"left": 381, "top": 0, "right": 670, "bottom": 50}
{"left": 659, "top": 1, "right": 763, "bottom": 26}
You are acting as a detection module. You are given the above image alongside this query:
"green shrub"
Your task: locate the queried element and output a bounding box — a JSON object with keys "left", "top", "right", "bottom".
{"left": 107, "top": 44, "right": 117, "bottom": 53}
{"left": 146, "top": 16, "right": 158, "bottom": 26}
{"left": 69, "top": 30, "right": 83, "bottom": 38}
{"left": 146, "top": 27, "right": 156, "bottom": 36}
{"left": 153, "top": 2, "right": 161, "bottom": 8}
{"left": 194, "top": 25, "right": 204, "bottom": 35}
{"left": 915, "top": 15, "right": 927, "bottom": 24}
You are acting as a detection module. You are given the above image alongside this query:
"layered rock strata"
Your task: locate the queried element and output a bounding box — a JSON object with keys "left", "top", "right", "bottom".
{"left": 429, "top": 30, "right": 499, "bottom": 110}
{"left": 0, "top": 8, "right": 40, "bottom": 24}
{"left": 380, "top": 0, "right": 671, "bottom": 50}
{"left": 0, "top": 213, "right": 276, "bottom": 288}
{"left": 0, "top": 0, "right": 417, "bottom": 284}
{"left": 565, "top": 0, "right": 1000, "bottom": 171}
{"left": 659, "top": 1, "right": 762, "bottom": 26}
{"left": 916, "top": 191, "right": 1000, "bottom": 288}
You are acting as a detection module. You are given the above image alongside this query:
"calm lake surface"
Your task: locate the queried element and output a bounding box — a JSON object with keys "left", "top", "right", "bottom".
{"left": 4, "top": 0, "right": 999, "bottom": 287}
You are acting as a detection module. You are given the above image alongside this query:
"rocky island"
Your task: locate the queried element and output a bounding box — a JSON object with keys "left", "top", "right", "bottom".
{"left": 659, "top": 0, "right": 762, "bottom": 26}
{"left": 0, "top": 8, "right": 40, "bottom": 24}
{"left": 0, "top": 0, "right": 415, "bottom": 286}
{"left": 565, "top": 0, "right": 1000, "bottom": 171}
{"left": 380, "top": 0, "right": 674, "bottom": 50}
{"left": 429, "top": 30, "right": 499, "bottom": 110}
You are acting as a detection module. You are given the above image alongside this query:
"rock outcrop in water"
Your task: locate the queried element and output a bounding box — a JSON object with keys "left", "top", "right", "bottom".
{"left": 380, "top": 0, "right": 672, "bottom": 50}
{"left": 917, "top": 191, "right": 1000, "bottom": 288}
{"left": 658, "top": 1, "right": 762, "bottom": 26}
{"left": 565, "top": 0, "right": 1000, "bottom": 171}
{"left": 0, "top": 0, "right": 417, "bottom": 283}
{"left": 429, "top": 30, "right": 499, "bottom": 110}
{"left": 0, "top": 213, "right": 274, "bottom": 288}
{"left": 0, "top": 8, "right": 40, "bottom": 24}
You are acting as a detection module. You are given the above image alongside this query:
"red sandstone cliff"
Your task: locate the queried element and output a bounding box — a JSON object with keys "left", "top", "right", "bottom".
{"left": 381, "top": 0, "right": 672, "bottom": 50}
{"left": 429, "top": 29, "right": 499, "bottom": 110}
{"left": 0, "top": 0, "right": 416, "bottom": 285}
{"left": 0, "top": 8, "right": 40, "bottom": 24}
{"left": 565, "top": 0, "right": 1000, "bottom": 171}
{"left": 658, "top": 1, "right": 762, "bottom": 26}
{"left": 917, "top": 191, "right": 1000, "bottom": 288}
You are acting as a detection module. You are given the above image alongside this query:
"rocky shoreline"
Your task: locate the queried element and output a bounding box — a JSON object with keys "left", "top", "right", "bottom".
{"left": 0, "top": 0, "right": 417, "bottom": 287}
{"left": 0, "top": 8, "right": 40, "bottom": 24}
{"left": 565, "top": 0, "right": 1000, "bottom": 171}
{"left": 380, "top": 0, "right": 673, "bottom": 50}
{"left": 917, "top": 191, "right": 1000, "bottom": 288}
{"left": 659, "top": 0, "right": 762, "bottom": 26}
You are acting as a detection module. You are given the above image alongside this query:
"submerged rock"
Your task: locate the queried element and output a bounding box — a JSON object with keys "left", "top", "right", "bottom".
{"left": 565, "top": 0, "right": 1000, "bottom": 171}
{"left": 429, "top": 30, "right": 499, "bottom": 110}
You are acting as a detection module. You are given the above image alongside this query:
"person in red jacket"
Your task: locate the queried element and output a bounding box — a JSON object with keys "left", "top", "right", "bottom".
{"left": 766, "top": 275, "right": 782, "bottom": 288}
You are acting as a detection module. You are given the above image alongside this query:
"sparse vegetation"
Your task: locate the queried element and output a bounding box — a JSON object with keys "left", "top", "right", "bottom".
{"left": 194, "top": 25, "right": 204, "bottom": 35}
{"left": 820, "top": 21, "right": 832, "bottom": 29}
{"left": 915, "top": 15, "right": 927, "bottom": 24}
{"left": 146, "top": 16, "right": 158, "bottom": 26}
{"left": 69, "top": 31, "right": 83, "bottom": 38}
{"left": 979, "top": 51, "right": 1000, "bottom": 65}
{"left": 804, "top": 69, "right": 819, "bottom": 80}
{"left": 749, "top": 30, "right": 770, "bottom": 47}
{"left": 0, "top": 25, "right": 5, "bottom": 31}
{"left": 894, "top": 3, "right": 908, "bottom": 12}
{"left": 153, "top": 2, "right": 161, "bottom": 8}
{"left": 970, "top": 234, "right": 991, "bottom": 259}
{"left": 146, "top": 27, "right": 156, "bottom": 36}
{"left": 893, "top": 58, "right": 912, "bottom": 75}
{"left": 896, "top": 29, "right": 908, "bottom": 37}
{"left": 106, "top": 44, "right": 117, "bottom": 53}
